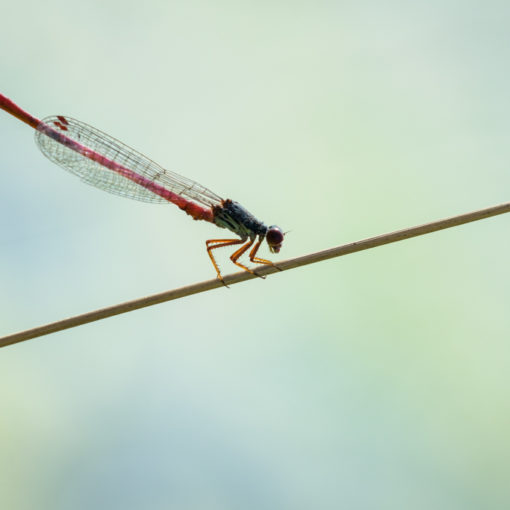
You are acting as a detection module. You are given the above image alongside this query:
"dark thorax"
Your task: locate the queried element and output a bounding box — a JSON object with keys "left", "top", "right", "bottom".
{"left": 212, "top": 199, "right": 268, "bottom": 240}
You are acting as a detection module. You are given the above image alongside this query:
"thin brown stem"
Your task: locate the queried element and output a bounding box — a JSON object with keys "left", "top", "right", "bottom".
{"left": 1, "top": 201, "right": 509, "bottom": 349}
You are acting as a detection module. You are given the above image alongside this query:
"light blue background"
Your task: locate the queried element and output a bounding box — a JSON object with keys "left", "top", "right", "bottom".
{"left": 1, "top": 1, "right": 510, "bottom": 509}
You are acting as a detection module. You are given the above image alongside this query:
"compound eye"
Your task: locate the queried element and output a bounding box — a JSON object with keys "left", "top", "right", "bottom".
{"left": 266, "top": 226, "right": 284, "bottom": 246}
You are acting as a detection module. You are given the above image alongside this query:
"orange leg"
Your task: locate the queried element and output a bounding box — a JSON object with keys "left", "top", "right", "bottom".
{"left": 206, "top": 237, "right": 277, "bottom": 280}
{"left": 249, "top": 239, "right": 283, "bottom": 272}
{"left": 206, "top": 238, "right": 245, "bottom": 280}
{"left": 248, "top": 239, "right": 272, "bottom": 265}
{"left": 229, "top": 238, "right": 259, "bottom": 275}
{"left": 231, "top": 239, "right": 278, "bottom": 279}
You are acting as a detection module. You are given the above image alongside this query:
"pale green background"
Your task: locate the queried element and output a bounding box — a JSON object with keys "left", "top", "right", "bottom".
{"left": 1, "top": 1, "right": 510, "bottom": 509}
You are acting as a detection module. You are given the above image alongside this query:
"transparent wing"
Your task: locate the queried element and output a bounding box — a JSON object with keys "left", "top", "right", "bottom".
{"left": 35, "top": 115, "right": 223, "bottom": 207}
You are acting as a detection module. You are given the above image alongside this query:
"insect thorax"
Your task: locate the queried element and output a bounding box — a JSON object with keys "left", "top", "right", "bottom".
{"left": 213, "top": 200, "right": 267, "bottom": 239}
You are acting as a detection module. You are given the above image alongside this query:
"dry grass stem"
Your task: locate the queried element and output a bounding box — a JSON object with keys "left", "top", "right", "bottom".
{"left": 1, "top": 201, "right": 509, "bottom": 349}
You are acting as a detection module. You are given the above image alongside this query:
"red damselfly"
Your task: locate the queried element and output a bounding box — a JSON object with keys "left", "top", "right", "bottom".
{"left": 0, "top": 93, "right": 284, "bottom": 280}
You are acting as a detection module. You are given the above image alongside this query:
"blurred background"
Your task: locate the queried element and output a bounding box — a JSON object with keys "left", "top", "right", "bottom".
{"left": 1, "top": 1, "right": 510, "bottom": 509}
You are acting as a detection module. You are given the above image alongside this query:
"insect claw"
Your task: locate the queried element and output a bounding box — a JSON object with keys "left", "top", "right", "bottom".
{"left": 218, "top": 276, "right": 230, "bottom": 288}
